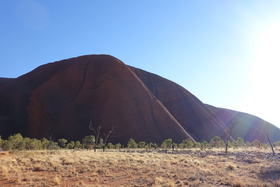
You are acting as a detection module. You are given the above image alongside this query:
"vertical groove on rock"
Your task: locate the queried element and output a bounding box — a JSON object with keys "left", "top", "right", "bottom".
{"left": 70, "top": 59, "right": 90, "bottom": 103}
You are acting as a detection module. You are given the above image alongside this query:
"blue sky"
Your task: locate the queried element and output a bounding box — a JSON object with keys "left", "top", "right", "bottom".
{"left": 1, "top": 0, "right": 280, "bottom": 128}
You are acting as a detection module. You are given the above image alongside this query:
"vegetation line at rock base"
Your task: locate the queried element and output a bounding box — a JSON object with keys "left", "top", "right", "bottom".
{"left": 1, "top": 133, "right": 279, "bottom": 153}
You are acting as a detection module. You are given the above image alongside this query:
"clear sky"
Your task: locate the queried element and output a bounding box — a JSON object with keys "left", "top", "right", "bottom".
{"left": 1, "top": 0, "right": 280, "bottom": 128}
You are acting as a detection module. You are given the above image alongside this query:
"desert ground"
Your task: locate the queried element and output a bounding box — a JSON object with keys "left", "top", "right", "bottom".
{"left": 0, "top": 148, "right": 280, "bottom": 187}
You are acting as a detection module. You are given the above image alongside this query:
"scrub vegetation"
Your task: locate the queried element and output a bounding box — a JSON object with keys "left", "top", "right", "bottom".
{"left": 0, "top": 134, "right": 280, "bottom": 186}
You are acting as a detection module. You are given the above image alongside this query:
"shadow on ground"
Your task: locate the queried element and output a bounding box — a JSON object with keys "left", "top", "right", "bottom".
{"left": 259, "top": 166, "right": 280, "bottom": 181}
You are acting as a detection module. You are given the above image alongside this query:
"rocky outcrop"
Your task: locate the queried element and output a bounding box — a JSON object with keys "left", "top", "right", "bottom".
{"left": 0, "top": 55, "right": 279, "bottom": 143}
{"left": 206, "top": 105, "right": 280, "bottom": 143}
{"left": 129, "top": 67, "right": 228, "bottom": 141}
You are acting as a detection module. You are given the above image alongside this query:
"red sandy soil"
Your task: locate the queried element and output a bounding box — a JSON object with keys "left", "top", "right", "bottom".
{"left": 0, "top": 148, "right": 280, "bottom": 187}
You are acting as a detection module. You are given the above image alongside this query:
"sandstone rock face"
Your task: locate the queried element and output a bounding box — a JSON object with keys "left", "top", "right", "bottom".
{"left": 206, "top": 105, "right": 280, "bottom": 143}
{"left": 129, "top": 67, "right": 228, "bottom": 141}
{"left": 0, "top": 55, "right": 279, "bottom": 143}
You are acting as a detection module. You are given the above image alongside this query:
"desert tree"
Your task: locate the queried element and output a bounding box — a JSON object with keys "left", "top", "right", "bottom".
{"left": 2, "top": 140, "right": 13, "bottom": 151}
{"left": 127, "top": 138, "right": 138, "bottom": 148}
{"left": 234, "top": 137, "right": 245, "bottom": 148}
{"left": 8, "top": 133, "right": 24, "bottom": 150}
{"left": 145, "top": 142, "right": 158, "bottom": 149}
{"left": 201, "top": 140, "right": 209, "bottom": 150}
{"left": 161, "top": 138, "right": 172, "bottom": 149}
{"left": 102, "top": 125, "right": 117, "bottom": 151}
{"left": 66, "top": 141, "right": 75, "bottom": 149}
{"left": 82, "top": 135, "right": 95, "bottom": 150}
{"left": 41, "top": 138, "right": 50, "bottom": 149}
{"left": 48, "top": 141, "right": 59, "bottom": 150}
{"left": 89, "top": 119, "right": 116, "bottom": 152}
{"left": 47, "top": 133, "right": 59, "bottom": 150}
{"left": 17, "top": 138, "right": 27, "bottom": 150}
{"left": 225, "top": 121, "right": 236, "bottom": 154}
{"left": 107, "top": 142, "right": 114, "bottom": 149}
{"left": 161, "top": 138, "right": 173, "bottom": 153}
{"left": 74, "top": 141, "right": 83, "bottom": 149}
{"left": 210, "top": 136, "right": 224, "bottom": 148}
{"left": 89, "top": 120, "right": 103, "bottom": 151}
{"left": 25, "top": 138, "right": 42, "bottom": 150}
{"left": 179, "top": 139, "right": 194, "bottom": 149}
{"left": 58, "top": 138, "right": 68, "bottom": 148}
{"left": 153, "top": 143, "right": 159, "bottom": 149}
{"left": 138, "top": 141, "right": 146, "bottom": 149}
{"left": 145, "top": 142, "right": 151, "bottom": 149}
{"left": 98, "top": 138, "right": 104, "bottom": 149}
{"left": 266, "top": 133, "right": 275, "bottom": 155}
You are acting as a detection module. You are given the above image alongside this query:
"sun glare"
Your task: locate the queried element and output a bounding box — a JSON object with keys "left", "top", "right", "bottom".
{"left": 249, "top": 22, "right": 280, "bottom": 126}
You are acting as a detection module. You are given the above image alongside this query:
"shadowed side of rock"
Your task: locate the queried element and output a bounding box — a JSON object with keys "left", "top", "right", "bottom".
{"left": 129, "top": 66, "right": 229, "bottom": 141}
{"left": 0, "top": 55, "right": 193, "bottom": 144}
{"left": 206, "top": 105, "right": 280, "bottom": 143}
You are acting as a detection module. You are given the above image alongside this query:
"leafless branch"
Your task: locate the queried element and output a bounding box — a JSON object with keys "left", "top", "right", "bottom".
{"left": 89, "top": 120, "right": 104, "bottom": 152}
{"left": 103, "top": 125, "right": 117, "bottom": 144}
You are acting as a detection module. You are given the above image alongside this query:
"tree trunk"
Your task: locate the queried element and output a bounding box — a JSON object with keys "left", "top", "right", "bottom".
{"left": 225, "top": 122, "right": 236, "bottom": 154}
{"left": 267, "top": 133, "right": 275, "bottom": 155}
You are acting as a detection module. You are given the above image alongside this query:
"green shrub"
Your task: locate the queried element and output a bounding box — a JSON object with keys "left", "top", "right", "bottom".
{"left": 2, "top": 140, "right": 13, "bottom": 151}
{"left": 127, "top": 138, "right": 138, "bottom": 148}
{"left": 82, "top": 135, "right": 95, "bottom": 149}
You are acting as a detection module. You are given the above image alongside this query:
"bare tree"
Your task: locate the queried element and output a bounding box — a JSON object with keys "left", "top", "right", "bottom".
{"left": 89, "top": 120, "right": 104, "bottom": 152}
{"left": 48, "top": 133, "right": 53, "bottom": 142}
{"left": 225, "top": 121, "right": 236, "bottom": 154}
{"left": 102, "top": 125, "right": 117, "bottom": 152}
{"left": 267, "top": 133, "right": 275, "bottom": 155}
{"left": 47, "top": 133, "right": 59, "bottom": 150}
{"left": 89, "top": 120, "right": 117, "bottom": 152}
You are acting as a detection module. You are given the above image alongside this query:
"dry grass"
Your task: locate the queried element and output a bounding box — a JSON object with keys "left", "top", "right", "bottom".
{"left": 0, "top": 148, "right": 279, "bottom": 186}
